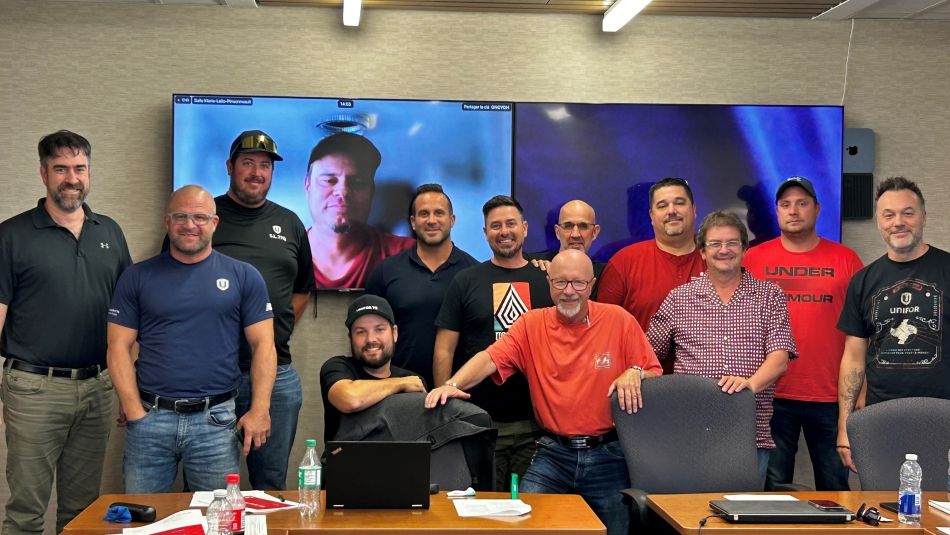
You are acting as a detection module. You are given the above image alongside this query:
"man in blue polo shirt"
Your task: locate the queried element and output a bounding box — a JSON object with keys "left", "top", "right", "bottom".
{"left": 107, "top": 185, "right": 276, "bottom": 493}
{"left": 364, "top": 183, "right": 477, "bottom": 388}
{"left": 1, "top": 130, "right": 131, "bottom": 535}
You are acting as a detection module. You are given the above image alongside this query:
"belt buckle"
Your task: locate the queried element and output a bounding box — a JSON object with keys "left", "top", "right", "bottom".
{"left": 173, "top": 398, "right": 202, "bottom": 413}
{"left": 568, "top": 436, "right": 590, "bottom": 449}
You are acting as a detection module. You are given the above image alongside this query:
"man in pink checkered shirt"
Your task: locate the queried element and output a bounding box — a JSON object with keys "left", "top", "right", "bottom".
{"left": 647, "top": 210, "right": 797, "bottom": 489}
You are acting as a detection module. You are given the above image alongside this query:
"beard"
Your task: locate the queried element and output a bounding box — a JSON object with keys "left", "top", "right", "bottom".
{"left": 230, "top": 176, "right": 270, "bottom": 207}
{"left": 354, "top": 341, "right": 394, "bottom": 370}
{"left": 557, "top": 298, "right": 583, "bottom": 320}
{"left": 169, "top": 232, "right": 211, "bottom": 255}
{"left": 886, "top": 229, "right": 922, "bottom": 255}
{"left": 489, "top": 236, "right": 521, "bottom": 258}
{"left": 50, "top": 183, "right": 87, "bottom": 212}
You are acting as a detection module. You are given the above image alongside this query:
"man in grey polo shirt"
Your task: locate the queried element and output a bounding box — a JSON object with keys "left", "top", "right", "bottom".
{"left": 0, "top": 130, "right": 132, "bottom": 535}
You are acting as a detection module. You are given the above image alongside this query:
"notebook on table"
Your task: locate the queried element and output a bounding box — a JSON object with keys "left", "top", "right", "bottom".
{"left": 709, "top": 500, "right": 855, "bottom": 523}
{"left": 324, "top": 440, "right": 431, "bottom": 509}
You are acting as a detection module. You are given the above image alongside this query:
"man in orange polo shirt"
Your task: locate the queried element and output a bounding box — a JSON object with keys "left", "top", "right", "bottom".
{"left": 425, "top": 249, "right": 661, "bottom": 535}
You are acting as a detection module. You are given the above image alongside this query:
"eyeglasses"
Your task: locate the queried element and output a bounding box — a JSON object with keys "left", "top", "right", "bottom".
{"left": 704, "top": 240, "right": 742, "bottom": 251}
{"left": 557, "top": 222, "right": 594, "bottom": 232}
{"left": 167, "top": 212, "right": 216, "bottom": 226}
{"left": 549, "top": 278, "right": 592, "bottom": 291}
{"left": 856, "top": 503, "right": 881, "bottom": 526}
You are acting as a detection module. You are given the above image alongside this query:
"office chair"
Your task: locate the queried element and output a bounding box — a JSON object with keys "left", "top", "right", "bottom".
{"left": 612, "top": 374, "right": 762, "bottom": 531}
{"left": 848, "top": 396, "right": 950, "bottom": 491}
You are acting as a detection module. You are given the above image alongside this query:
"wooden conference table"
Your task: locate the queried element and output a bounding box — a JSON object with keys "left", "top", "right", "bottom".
{"left": 63, "top": 491, "right": 605, "bottom": 535}
{"left": 648, "top": 491, "right": 950, "bottom": 535}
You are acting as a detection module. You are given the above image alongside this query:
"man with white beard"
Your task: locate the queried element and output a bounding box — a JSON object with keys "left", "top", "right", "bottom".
{"left": 426, "top": 249, "right": 661, "bottom": 535}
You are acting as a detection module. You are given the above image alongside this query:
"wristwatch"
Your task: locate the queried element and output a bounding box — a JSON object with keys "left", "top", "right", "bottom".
{"left": 445, "top": 381, "right": 459, "bottom": 388}
{"left": 629, "top": 366, "right": 644, "bottom": 381}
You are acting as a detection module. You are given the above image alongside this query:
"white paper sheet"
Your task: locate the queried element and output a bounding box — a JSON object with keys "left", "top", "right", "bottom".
{"left": 453, "top": 499, "right": 532, "bottom": 517}
{"left": 121, "top": 509, "right": 206, "bottom": 535}
{"left": 189, "top": 490, "right": 299, "bottom": 513}
{"left": 722, "top": 494, "right": 799, "bottom": 501}
{"left": 930, "top": 500, "right": 950, "bottom": 516}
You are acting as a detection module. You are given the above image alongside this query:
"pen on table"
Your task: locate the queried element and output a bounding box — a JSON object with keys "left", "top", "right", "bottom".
{"left": 510, "top": 473, "right": 518, "bottom": 500}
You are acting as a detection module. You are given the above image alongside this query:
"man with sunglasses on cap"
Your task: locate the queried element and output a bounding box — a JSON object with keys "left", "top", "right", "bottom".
{"left": 217, "top": 130, "right": 315, "bottom": 490}
{"left": 108, "top": 185, "right": 276, "bottom": 493}
{"left": 1, "top": 130, "right": 131, "bottom": 535}
{"left": 598, "top": 177, "right": 705, "bottom": 374}
{"left": 305, "top": 133, "right": 414, "bottom": 289}
{"left": 743, "top": 176, "right": 862, "bottom": 491}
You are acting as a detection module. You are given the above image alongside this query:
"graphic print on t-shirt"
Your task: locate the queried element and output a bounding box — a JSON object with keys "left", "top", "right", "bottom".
{"left": 871, "top": 278, "right": 942, "bottom": 368}
{"left": 493, "top": 282, "right": 532, "bottom": 339}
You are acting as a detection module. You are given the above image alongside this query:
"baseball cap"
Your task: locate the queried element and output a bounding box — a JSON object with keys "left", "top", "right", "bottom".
{"left": 345, "top": 295, "right": 395, "bottom": 329}
{"left": 229, "top": 130, "right": 283, "bottom": 161}
{"left": 775, "top": 176, "right": 818, "bottom": 203}
{"left": 307, "top": 132, "right": 381, "bottom": 172}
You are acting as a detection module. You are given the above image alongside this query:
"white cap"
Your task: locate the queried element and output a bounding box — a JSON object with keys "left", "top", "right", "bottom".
{"left": 213, "top": 489, "right": 227, "bottom": 498}
{"left": 905, "top": 453, "right": 918, "bottom": 461}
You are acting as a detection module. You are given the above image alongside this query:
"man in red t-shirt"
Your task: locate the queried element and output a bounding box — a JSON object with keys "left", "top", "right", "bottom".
{"left": 744, "top": 176, "right": 862, "bottom": 491}
{"left": 426, "top": 249, "right": 661, "bottom": 535}
{"left": 304, "top": 133, "right": 414, "bottom": 289}
{"left": 598, "top": 177, "right": 705, "bottom": 374}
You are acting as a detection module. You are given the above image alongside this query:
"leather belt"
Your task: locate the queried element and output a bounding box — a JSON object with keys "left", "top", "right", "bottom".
{"left": 6, "top": 359, "right": 102, "bottom": 380}
{"left": 140, "top": 389, "right": 236, "bottom": 414}
{"left": 545, "top": 429, "right": 619, "bottom": 449}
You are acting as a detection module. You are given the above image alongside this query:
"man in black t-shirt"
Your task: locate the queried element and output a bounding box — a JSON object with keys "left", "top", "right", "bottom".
{"left": 836, "top": 176, "right": 950, "bottom": 473}
{"left": 434, "top": 195, "right": 552, "bottom": 491}
{"left": 218, "top": 130, "right": 316, "bottom": 490}
{"left": 320, "top": 295, "right": 425, "bottom": 443}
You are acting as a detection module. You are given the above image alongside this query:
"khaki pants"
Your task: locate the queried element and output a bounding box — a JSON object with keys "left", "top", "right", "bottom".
{"left": 493, "top": 419, "right": 540, "bottom": 491}
{"left": 1, "top": 367, "right": 114, "bottom": 535}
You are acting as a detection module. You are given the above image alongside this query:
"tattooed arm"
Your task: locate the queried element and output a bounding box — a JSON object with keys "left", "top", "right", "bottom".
{"left": 836, "top": 335, "right": 868, "bottom": 473}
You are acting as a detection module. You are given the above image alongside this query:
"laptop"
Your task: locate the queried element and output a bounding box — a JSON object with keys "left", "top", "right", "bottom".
{"left": 324, "top": 441, "right": 431, "bottom": 509}
{"left": 709, "top": 500, "right": 855, "bottom": 523}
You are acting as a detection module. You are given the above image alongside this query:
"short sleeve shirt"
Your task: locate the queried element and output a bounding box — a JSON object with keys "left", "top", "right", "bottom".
{"left": 647, "top": 270, "right": 797, "bottom": 448}
{"left": 107, "top": 250, "right": 273, "bottom": 397}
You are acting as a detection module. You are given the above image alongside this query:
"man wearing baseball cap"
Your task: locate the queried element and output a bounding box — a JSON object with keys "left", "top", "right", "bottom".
{"left": 304, "top": 132, "right": 414, "bottom": 289}
{"left": 743, "top": 176, "right": 862, "bottom": 491}
{"left": 217, "top": 129, "right": 315, "bottom": 489}
{"left": 319, "top": 295, "right": 426, "bottom": 443}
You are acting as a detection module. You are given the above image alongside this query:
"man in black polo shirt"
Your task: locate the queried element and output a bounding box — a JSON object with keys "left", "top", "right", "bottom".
{"left": 320, "top": 295, "right": 425, "bottom": 443}
{"left": 217, "top": 130, "right": 315, "bottom": 490}
{"left": 364, "top": 184, "right": 477, "bottom": 388}
{"left": 0, "top": 130, "right": 131, "bottom": 535}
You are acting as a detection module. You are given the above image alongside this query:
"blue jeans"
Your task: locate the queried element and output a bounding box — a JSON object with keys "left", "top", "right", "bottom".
{"left": 521, "top": 436, "right": 630, "bottom": 535}
{"left": 124, "top": 398, "right": 240, "bottom": 493}
{"left": 766, "top": 398, "right": 850, "bottom": 491}
{"left": 757, "top": 448, "right": 771, "bottom": 490}
{"left": 235, "top": 364, "right": 303, "bottom": 490}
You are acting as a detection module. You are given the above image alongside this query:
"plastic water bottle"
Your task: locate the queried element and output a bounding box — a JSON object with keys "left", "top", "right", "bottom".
{"left": 298, "top": 439, "right": 321, "bottom": 519}
{"left": 898, "top": 453, "right": 922, "bottom": 525}
{"left": 206, "top": 489, "right": 233, "bottom": 535}
{"left": 225, "top": 474, "right": 245, "bottom": 535}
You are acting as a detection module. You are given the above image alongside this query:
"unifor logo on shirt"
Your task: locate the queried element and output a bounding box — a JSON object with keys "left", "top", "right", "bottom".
{"left": 593, "top": 352, "right": 612, "bottom": 369}
{"left": 492, "top": 282, "right": 531, "bottom": 339}
{"left": 269, "top": 224, "right": 287, "bottom": 242}
{"left": 216, "top": 278, "right": 230, "bottom": 291}
{"left": 869, "top": 278, "right": 942, "bottom": 368}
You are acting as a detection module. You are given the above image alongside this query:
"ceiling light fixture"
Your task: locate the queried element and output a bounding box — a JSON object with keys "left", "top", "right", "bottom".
{"left": 602, "top": 0, "right": 651, "bottom": 32}
{"left": 343, "top": 0, "right": 362, "bottom": 26}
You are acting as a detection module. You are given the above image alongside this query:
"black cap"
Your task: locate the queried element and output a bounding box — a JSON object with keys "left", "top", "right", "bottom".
{"left": 345, "top": 295, "right": 395, "bottom": 330}
{"left": 229, "top": 130, "right": 283, "bottom": 161}
{"left": 307, "top": 132, "right": 381, "bottom": 173}
{"left": 775, "top": 176, "right": 818, "bottom": 203}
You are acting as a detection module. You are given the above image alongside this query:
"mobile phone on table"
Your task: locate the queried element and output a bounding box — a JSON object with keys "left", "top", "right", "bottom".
{"left": 880, "top": 502, "right": 900, "bottom": 514}
{"left": 808, "top": 499, "right": 849, "bottom": 512}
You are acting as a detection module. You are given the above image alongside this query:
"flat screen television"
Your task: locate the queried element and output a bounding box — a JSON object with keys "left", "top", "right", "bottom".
{"left": 513, "top": 103, "right": 844, "bottom": 262}
{"left": 173, "top": 94, "right": 514, "bottom": 290}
